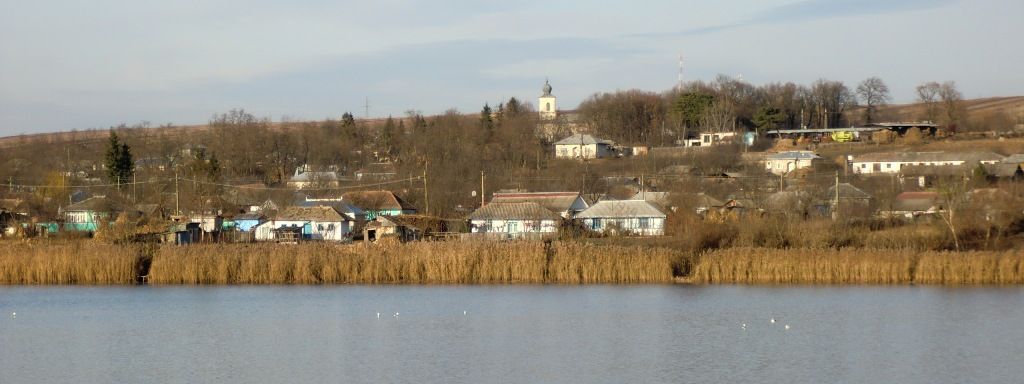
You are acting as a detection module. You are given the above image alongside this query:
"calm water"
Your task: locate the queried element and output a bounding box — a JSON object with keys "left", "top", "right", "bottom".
{"left": 2, "top": 285, "right": 1023, "bottom": 384}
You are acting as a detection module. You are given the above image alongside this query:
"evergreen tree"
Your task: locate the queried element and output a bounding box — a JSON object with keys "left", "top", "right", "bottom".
{"left": 104, "top": 131, "right": 134, "bottom": 186}
{"left": 341, "top": 112, "right": 356, "bottom": 127}
{"left": 753, "top": 106, "right": 784, "bottom": 133}
{"left": 480, "top": 103, "right": 494, "bottom": 141}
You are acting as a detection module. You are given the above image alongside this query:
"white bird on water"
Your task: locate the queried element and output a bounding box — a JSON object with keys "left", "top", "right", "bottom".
{"left": 770, "top": 318, "right": 776, "bottom": 324}
{"left": 784, "top": 325, "right": 791, "bottom": 330}
{"left": 394, "top": 312, "right": 399, "bottom": 317}
{"left": 463, "top": 310, "right": 467, "bottom": 316}
{"left": 376, "top": 312, "right": 380, "bottom": 319}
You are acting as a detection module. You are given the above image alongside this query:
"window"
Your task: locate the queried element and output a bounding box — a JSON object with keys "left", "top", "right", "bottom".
{"left": 861, "top": 164, "right": 867, "bottom": 169}
{"left": 639, "top": 217, "right": 649, "bottom": 229}
{"left": 507, "top": 221, "right": 519, "bottom": 233}
{"left": 592, "top": 218, "right": 602, "bottom": 230}
{"left": 545, "top": 102, "right": 551, "bottom": 112}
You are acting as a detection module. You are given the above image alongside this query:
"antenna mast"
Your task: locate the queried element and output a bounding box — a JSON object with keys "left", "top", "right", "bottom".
{"left": 364, "top": 97, "right": 370, "bottom": 119}
{"left": 677, "top": 53, "right": 684, "bottom": 91}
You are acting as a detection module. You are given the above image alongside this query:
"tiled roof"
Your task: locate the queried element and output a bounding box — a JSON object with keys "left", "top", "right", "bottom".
{"left": 275, "top": 206, "right": 345, "bottom": 222}
{"left": 342, "top": 190, "right": 416, "bottom": 211}
{"left": 893, "top": 192, "right": 941, "bottom": 212}
{"left": 64, "top": 196, "right": 120, "bottom": 212}
{"left": 767, "top": 151, "right": 822, "bottom": 160}
{"left": 468, "top": 202, "right": 562, "bottom": 221}
{"left": 491, "top": 192, "right": 585, "bottom": 213}
{"left": 553, "top": 133, "right": 613, "bottom": 146}
{"left": 575, "top": 200, "right": 666, "bottom": 219}
{"left": 826, "top": 183, "right": 873, "bottom": 200}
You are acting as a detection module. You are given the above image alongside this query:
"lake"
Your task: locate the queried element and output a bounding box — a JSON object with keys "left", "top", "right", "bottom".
{"left": 2, "top": 285, "right": 1023, "bottom": 383}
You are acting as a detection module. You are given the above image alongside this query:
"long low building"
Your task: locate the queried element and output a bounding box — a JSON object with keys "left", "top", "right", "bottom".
{"left": 468, "top": 202, "right": 562, "bottom": 238}
{"left": 575, "top": 200, "right": 666, "bottom": 236}
{"left": 851, "top": 151, "right": 1004, "bottom": 174}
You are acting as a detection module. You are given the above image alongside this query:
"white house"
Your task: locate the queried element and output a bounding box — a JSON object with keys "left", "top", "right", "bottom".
{"left": 683, "top": 132, "right": 737, "bottom": 147}
{"left": 554, "top": 134, "right": 615, "bottom": 159}
{"left": 490, "top": 191, "right": 589, "bottom": 218}
{"left": 575, "top": 200, "right": 666, "bottom": 236}
{"left": 254, "top": 206, "right": 354, "bottom": 242}
{"left": 851, "top": 151, "right": 1004, "bottom": 175}
{"left": 468, "top": 202, "right": 562, "bottom": 238}
{"left": 765, "top": 151, "right": 823, "bottom": 175}
{"left": 287, "top": 166, "right": 342, "bottom": 190}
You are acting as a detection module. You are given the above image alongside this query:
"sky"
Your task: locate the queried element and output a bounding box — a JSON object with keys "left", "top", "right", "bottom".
{"left": 1, "top": 0, "right": 1022, "bottom": 135}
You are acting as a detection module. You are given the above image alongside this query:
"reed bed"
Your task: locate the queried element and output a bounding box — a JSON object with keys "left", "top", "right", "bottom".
{"left": 5, "top": 240, "right": 1023, "bottom": 285}
{"left": 691, "top": 247, "right": 920, "bottom": 284}
{"left": 147, "top": 241, "right": 677, "bottom": 284}
{"left": 915, "top": 250, "right": 1024, "bottom": 284}
{"left": 0, "top": 241, "right": 140, "bottom": 284}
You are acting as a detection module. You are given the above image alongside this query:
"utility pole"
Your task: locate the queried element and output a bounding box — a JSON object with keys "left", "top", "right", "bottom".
{"left": 132, "top": 171, "right": 137, "bottom": 204}
{"left": 422, "top": 162, "right": 429, "bottom": 216}
{"left": 480, "top": 171, "right": 486, "bottom": 208}
{"left": 174, "top": 169, "right": 180, "bottom": 215}
{"left": 833, "top": 171, "right": 840, "bottom": 221}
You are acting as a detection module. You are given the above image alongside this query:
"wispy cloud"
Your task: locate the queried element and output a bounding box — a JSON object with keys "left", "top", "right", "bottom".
{"left": 626, "top": 0, "right": 957, "bottom": 38}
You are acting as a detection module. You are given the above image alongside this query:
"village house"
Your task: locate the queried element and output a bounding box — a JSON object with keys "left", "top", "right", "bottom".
{"left": 60, "top": 196, "right": 120, "bottom": 232}
{"left": 354, "top": 162, "right": 397, "bottom": 181}
{"left": 819, "top": 183, "right": 874, "bottom": 216}
{"left": 575, "top": 200, "right": 666, "bottom": 236}
{"left": 287, "top": 166, "right": 343, "bottom": 190}
{"left": 682, "top": 131, "right": 737, "bottom": 147}
{"left": 254, "top": 206, "right": 355, "bottom": 242}
{"left": 851, "top": 151, "right": 1004, "bottom": 175}
{"left": 489, "top": 191, "right": 589, "bottom": 218}
{"left": 363, "top": 215, "right": 448, "bottom": 243}
{"left": 880, "top": 191, "right": 943, "bottom": 219}
{"left": 689, "top": 193, "right": 725, "bottom": 215}
{"left": 765, "top": 151, "right": 823, "bottom": 175}
{"left": 341, "top": 190, "right": 416, "bottom": 220}
{"left": 468, "top": 202, "right": 562, "bottom": 238}
{"left": 630, "top": 191, "right": 674, "bottom": 212}
{"left": 554, "top": 133, "right": 615, "bottom": 159}
{"left": 230, "top": 212, "right": 265, "bottom": 232}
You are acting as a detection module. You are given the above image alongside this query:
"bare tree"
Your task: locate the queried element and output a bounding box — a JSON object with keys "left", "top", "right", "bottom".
{"left": 916, "top": 82, "right": 941, "bottom": 123}
{"left": 808, "top": 79, "right": 856, "bottom": 128}
{"left": 855, "top": 77, "right": 892, "bottom": 124}
{"left": 938, "top": 81, "right": 965, "bottom": 131}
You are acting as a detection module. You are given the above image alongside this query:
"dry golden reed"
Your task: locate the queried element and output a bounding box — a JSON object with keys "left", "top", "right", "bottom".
{"left": 915, "top": 250, "right": 1024, "bottom": 285}
{"left": 147, "top": 241, "right": 676, "bottom": 284}
{"left": 692, "top": 247, "right": 919, "bottom": 284}
{"left": 0, "top": 241, "right": 140, "bottom": 284}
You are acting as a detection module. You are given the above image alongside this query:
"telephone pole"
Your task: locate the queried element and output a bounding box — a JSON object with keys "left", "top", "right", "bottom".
{"left": 480, "top": 171, "right": 485, "bottom": 208}
{"left": 422, "top": 162, "right": 429, "bottom": 215}
{"left": 174, "top": 169, "right": 180, "bottom": 215}
{"left": 833, "top": 171, "right": 840, "bottom": 221}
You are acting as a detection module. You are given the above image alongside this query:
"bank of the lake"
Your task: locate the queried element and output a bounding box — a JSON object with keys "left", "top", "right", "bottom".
{"left": 1, "top": 241, "right": 1022, "bottom": 285}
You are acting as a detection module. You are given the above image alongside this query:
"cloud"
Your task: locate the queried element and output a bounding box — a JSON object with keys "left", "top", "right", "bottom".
{"left": 626, "top": 0, "right": 957, "bottom": 38}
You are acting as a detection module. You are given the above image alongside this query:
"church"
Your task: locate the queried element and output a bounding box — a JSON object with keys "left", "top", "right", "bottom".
{"left": 535, "top": 79, "right": 588, "bottom": 141}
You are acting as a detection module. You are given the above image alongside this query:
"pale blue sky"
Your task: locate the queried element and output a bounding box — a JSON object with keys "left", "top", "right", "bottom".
{"left": 1, "top": 0, "right": 1021, "bottom": 134}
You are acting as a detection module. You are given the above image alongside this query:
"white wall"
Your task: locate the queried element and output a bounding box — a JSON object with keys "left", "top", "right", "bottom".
{"left": 582, "top": 217, "right": 664, "bottom": 236}
{"left": 470, "top": 219, "right": 558, "bottom": 234}
{"left": 255, "top": 219, "right": 351, "bottom": 241}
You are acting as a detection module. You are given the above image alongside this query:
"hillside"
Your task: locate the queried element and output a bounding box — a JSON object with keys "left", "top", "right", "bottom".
{"left": 4, "top": 96, "right": 1022, "bottom": 149}
{"left": 871, "top": 96, "right": 1024, "bottom": 126}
